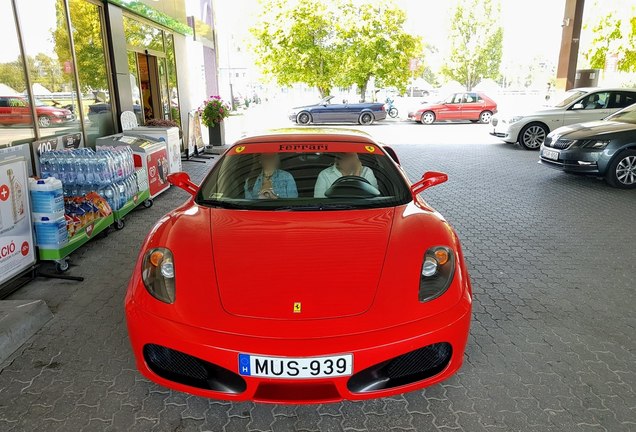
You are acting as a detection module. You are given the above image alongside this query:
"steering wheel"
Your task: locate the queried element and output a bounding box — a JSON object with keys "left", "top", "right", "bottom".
{"left": 333, "top": 175, "right": 370, "bottom": 186}
{"left": 324, "top": 176, "right": 381, "bottom": 198}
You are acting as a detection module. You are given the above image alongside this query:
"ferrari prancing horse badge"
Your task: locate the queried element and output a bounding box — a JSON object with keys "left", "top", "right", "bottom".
{"left": 293, "top": 302, "right": 302, "bottom": 313}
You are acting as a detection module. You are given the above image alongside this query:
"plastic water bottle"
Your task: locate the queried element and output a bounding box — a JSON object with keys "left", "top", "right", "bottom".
{"left": 29, "top": 177, "right": 64, "bottom": 218}
{"left": 34, "top": 216, "right": 68, "bottom": 249}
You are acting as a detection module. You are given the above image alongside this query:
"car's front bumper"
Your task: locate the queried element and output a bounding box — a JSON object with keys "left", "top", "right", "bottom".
{"left": 490, "top": 118, "right": 522, "bottom": 143}
{"left": 51, "top": 114, "right": 75, "bottom": 124}
{"left": 288, "top": 113, "right": 297, "bottom": 122}
{"left": 539, "top": 145, "right": 605, "bottom": 174}
{"left": 407, "top": 112, "right": 420, "bottom": 121}
{"left": 126, "top": 293, "right": 471, "bottom": 404}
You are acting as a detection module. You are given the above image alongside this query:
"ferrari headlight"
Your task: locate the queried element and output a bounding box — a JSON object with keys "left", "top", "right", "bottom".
{"left": 419, "top": 246, "right": 455, "bottom": 303}
{"left": 142, "top": 247, "right": 176, "bottom": 303}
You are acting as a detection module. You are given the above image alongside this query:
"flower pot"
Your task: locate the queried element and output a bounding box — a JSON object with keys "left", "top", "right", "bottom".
{"left": 207, "top": 122, "right": 225, "bottom": 147}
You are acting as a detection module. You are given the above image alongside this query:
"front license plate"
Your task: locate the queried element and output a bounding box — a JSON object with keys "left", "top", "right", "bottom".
{"left": 543, "top": 149, "right": 560, "bottom": 160}
{"left": 238, "top": 353, "right": 353, "bottom": 379}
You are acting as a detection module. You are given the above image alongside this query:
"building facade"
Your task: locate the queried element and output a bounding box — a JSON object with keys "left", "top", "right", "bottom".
{"left": 0, "top": 0, "right": 218, "bottom": 157}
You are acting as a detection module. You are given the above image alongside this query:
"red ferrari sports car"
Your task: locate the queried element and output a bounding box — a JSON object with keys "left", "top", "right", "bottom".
{"left": 125, "top": 129, "right": 472, "bottom": 403}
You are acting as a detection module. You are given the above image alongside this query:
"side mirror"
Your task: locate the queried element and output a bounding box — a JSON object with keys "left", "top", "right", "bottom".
{"left": 168, "top": 172, "right": 198, "bottom": 196}
{"left": 410, "top": 171, "right": 448, "bottom": 197}
{"left": 572, "top": 103, "right": 584, "bottom": 110}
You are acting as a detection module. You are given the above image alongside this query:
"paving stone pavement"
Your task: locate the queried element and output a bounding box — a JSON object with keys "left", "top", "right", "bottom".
{"left": 0, "top": 140, "right": 634, "bottom": 432}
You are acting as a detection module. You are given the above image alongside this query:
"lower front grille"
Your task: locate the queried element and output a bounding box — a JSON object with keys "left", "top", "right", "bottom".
{"left": 143, "top": 344, "right": 246, "bottom": 393}
{"left": 347, "top": 343, "right": 452, "bottom": 393}
{"left": 254, "top": 382, "right": 340, "bottom": 402}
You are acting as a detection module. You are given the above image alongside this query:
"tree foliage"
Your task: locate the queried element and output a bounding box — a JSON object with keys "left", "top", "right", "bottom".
{"left": 250, "top": 0, "right": 422, "bottom": 99}
{"left": 584, "top": 8, "right": 636, "bottom": 73}
{"left": 336, "top": 1, "right": 422, "bottom": 100}
{"left": 53, "top": 0, "right": 109, "bottom": 92}
{"left": 441, "top": 0, "right": 503, "bottom": 91}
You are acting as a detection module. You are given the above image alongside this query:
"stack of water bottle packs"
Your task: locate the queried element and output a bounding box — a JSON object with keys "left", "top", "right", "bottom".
{"left": 38, "top": 147, "right": 141, "bottom": 212}
{"left": 29, "top": 177, "right": 68, "bottom": 250}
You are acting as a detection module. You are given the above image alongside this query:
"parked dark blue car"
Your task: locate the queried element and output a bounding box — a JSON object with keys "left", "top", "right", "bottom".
{"left": 289, "top": 96, "right": 387, "bottom": 125}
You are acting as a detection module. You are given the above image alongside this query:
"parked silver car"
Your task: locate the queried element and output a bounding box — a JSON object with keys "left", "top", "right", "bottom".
{"left": 491, "top": 88, "right": 636, "bottom": 150}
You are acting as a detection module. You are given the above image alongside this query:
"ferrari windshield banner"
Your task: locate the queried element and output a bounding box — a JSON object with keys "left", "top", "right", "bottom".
{"left": 229, "top": 142, "right": 387, "bottom": 155}
{"left": 0, "top": 157, "right": 36, "bottom": 286}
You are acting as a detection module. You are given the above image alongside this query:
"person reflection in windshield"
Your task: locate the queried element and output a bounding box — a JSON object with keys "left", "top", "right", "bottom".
{"left": 314, "top": 153, "right": 378, "bottom": 198}
{"left": 245, "top": 153, "right": 298, "bottom": 199}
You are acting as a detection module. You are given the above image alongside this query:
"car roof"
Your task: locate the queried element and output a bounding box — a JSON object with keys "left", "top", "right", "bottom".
{"left": 569, "top": 87, "right": 636, "bottom": 92}
{"left": 234, "top": 128, "right": 378, "bottom": 145}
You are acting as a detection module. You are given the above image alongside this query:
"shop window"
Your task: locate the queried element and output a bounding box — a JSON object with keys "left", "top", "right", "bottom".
{"left": 127, "top": 51, "right": 144, "bottom": 126}
{"left": 124, "top": 16, "right": 165, "bottom": 53}
{"left": 0, "top": 0, "right": 35, "bottom": 147}
{"left": 16, "top": 0, "right": 82, "bottom": 141}
{"left": 67, "top": 0, "right": 115, "bottom": 147}
{"left": 165, "top": 33, "right": 180, "bottom": 125}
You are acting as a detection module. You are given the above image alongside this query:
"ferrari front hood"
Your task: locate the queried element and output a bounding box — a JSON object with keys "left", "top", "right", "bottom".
{"left": 210, "top": 208, "right": 395, "bottom": 320}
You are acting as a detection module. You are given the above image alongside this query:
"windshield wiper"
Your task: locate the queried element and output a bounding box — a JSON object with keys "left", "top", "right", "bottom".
{"left": 273, "top": 204, "right": 356, "bottom": 211}
{"left": 197, "top": 199, "right": 245, "bottom": 209}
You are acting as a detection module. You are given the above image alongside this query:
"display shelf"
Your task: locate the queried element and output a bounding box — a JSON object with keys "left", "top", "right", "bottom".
{"left": 38, "top": 214, "right": 114, "bottom": 262}
{"left": 112, "top": 188, "right": 151, "bottom": 223}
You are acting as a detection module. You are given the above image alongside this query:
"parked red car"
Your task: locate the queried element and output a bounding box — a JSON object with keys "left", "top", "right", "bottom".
{"left": 0, "top": 96, "right": 74, "bottom": 128}
{"left": 408, "top": 92, "right": 497, "bottom": 124}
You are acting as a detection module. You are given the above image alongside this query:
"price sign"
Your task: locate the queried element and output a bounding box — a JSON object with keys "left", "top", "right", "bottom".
{"left": 32, "top": 138, "right": 58, "bottom": 157}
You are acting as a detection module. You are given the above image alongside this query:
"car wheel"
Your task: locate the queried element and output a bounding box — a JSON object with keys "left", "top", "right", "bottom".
{"left": 359, "top": 112, "right": 374, "bottom": 125}
{"left": 479, "top": 110, "right": 493, "bottom": 124}
{"left": 606, "top": 150, "right": 636, "bottom": 189}
{"left": 296, "top": 112, "right": 311, "bottom": 125}
{"left": 38, "top": 116, "right": 51, "bottom": 128}
{"left": 420, "top": 111, "right": 435, "bottom": 125}
{"left": 519, "top": 123, "right": 548, "bottom": 150}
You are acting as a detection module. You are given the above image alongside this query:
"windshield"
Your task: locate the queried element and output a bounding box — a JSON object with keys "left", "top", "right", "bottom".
{"left": 25, "top": 97, "right": 47, "bottom": 107}
{"left": 196, "top": 142, "right": 411, "bottom": 211}
{"left": 606, "top": 103, "right": 636, "bottom": 124}
{"left": 550, "top": 90, "right": 587, "bottom": 108}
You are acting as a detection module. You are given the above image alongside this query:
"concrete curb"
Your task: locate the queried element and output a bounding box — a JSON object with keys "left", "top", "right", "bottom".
{"left": 0, "top": 300, "right": 53, "bottom": 365}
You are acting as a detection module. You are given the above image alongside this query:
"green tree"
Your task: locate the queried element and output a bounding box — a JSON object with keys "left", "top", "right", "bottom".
{"left": 0, "top": 55, "right": 32, "bottom": 92}
{"left": 336, "top": 1, "right": 422, "bottom": 101}
{"left": 584, "top": 9, "right": 636, "bottom": 73}
{"left": 251, "top": 0, "right": 422, "bottom": 99}
{"left": 33, "top": 53, "right": 63, "bottom": 92}
{"left": 250, "top": 0, "right": 342, "bottom": 97}
{"left": 441, "top": 0, "right": 503, "bottom": 91}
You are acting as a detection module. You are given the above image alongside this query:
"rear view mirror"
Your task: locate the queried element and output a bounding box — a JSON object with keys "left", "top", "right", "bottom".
{"left": 572, "top": 103, "right": 584, "bottom": 110}
{"left": 168, "top": 172, "right": 199, "bottom": 196}
{"left": 410, "top": 171, "right": 448, "bottom": 198}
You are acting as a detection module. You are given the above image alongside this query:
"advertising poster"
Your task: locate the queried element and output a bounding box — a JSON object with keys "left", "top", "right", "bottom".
{"left": 0, "top": 157, "right": 36, "bottom": 286}
{"left": 187, "top": 111, "right": 204, "bottom": 156}
{"left": 146, "top": 148, "right": 169, "bottom": 197}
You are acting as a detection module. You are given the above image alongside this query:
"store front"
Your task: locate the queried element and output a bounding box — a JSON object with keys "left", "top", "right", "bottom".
{"left": 0, "top": 0, "right": 218, "bottom": 296}
{"left": 0, "top": 0, "right": 216, "bottom": 156}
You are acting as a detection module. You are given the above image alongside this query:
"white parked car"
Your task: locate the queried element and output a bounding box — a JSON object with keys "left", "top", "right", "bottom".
{"left": 490, "top": 88, "right": 636, "bottom": 149}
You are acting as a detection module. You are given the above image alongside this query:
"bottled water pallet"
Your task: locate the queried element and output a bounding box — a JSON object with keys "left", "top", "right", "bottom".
{"left": 112, "top": 189, "right": 152, "bottom": 230}
{"left": 38, "top": 214, "right": 114, "bottom": 273}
